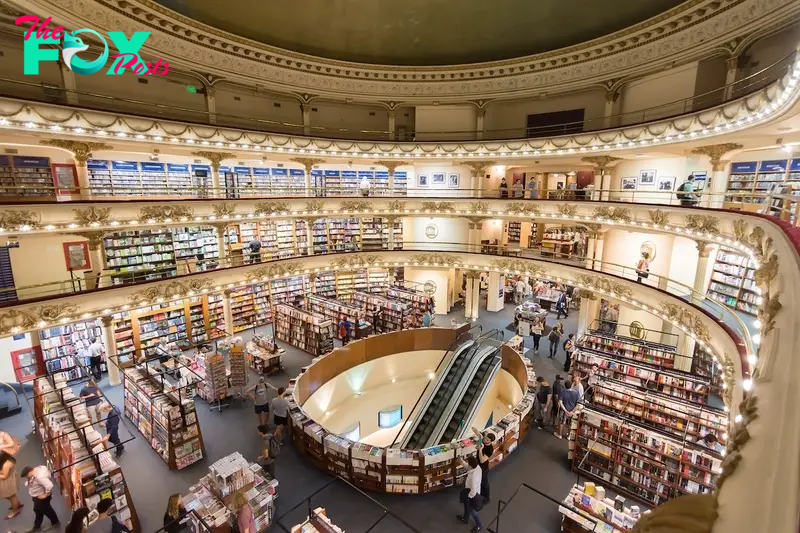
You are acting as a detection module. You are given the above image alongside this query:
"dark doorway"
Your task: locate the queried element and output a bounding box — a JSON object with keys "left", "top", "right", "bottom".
{"left": 526, "top": 109, "right": 585, "bottom": 138}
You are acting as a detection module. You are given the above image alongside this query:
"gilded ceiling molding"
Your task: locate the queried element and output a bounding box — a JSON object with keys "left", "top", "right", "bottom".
{"left": 592, "top": 207, "right": 631, "bottom": 223}
{"left": 245, "top": 261, "right": 306, "bottom": 282}
{"left": 289, "top": 157, "right": 325, "bottom": 173}
{"left": 732, "top": 220, "right": 749, "bottom": 242}
{"left": 469, "top": 202, "right": 490, "bottom": 214}
{"left": 420, "top": 202, "right": 455, "bottom": 213}
{"left": 462, "top": 161, "right": 497, "bottom": 177}
{"left": 575, "top": 274, "right": 633, "bottom": 299}
{"left": 690, "top": 143, "right": 744, "bottom": 171}
{"left": 253, "top": 202, "right": 290, "bottom": 216}
{"left": 658, "top": 302, "right": 712, "bottom": 343}
{"left": 339, "top": 200, "right": 372, "bottom": 212}
{"left": 0, "top": 303, "right": 80, "bottom": 335}
{"left": 373, "top": 161, "right": 409, "bottom": 174}
{"left": 139, "top": 205, "right": 194, "bottom": 222}
{"left": 72, "top": 231, "right": 106, "bottom": 251}
{"left": 574, "top": 288, "right": 597, "bottom": 301}
{"left": 328, "top": 255, "right": 384, "bottom": 270}
{"left": 127, "top": 278, "right": 214, "bottom": 304}
{"left": 557, "top": 204, "right": 578, "bottom": 217}
{"left": 408, "top": 253, "right": 463, "bottom": 267}
{"left": 72, "top": 207, "right": 111, "bottom": 226}
{"left": 581, "top": 155, "right": 623, "bottom": 172}
{"left": 386, "top": 200, "right": 407, "bottom": 212}
{"left": 191, "top": 151, "right": 235, "bottom": 171}
{"left": 488, "top": 259, "right": 545, "bottom": 278}
{"left": 305, "top": 200, "right": 325, "bottom": 213}
{"left": 0, "top": 209, "right": 40, "bottom": 230}
{"left": 211, "top": 203, "right": 236, "bottom": 218}
{"left": 684, "top": 214, "right": 721, "bottom": 236}
{"left": 22, "top": 0, "right": 795, "bottom": 100}
{"left": 40, "top": 140, "right": 114, "bottom": 165}
{"left": 648, "top": 209, "right": 671, "bottom": 227}
{"left": 504, "top": 203, "right": 540, "bottom": 216}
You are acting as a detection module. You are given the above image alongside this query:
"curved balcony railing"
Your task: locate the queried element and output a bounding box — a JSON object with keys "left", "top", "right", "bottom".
{"left": 0, "top": 242, "right": 754, "bottom": 355}
{"left": 0, "top": 51, "right": 794, "bottom": 142}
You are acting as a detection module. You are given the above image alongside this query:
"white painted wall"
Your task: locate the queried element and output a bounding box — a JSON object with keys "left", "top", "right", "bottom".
{"left": 409, "top": 217, "right": 469, "bottom": 251}
{"left": 610, "top": 156, "right": 710, "bottom": 203}
{"left": 601, "top": 229, "right": 676, "bottom": 284}
{"left": 414, "top": 105, "right": 476, "bottom": 140}
{"left": 667, "top": 237, "right": 701, "bottom": 292}
{"left": 9, "top": 234, "right": 91, "bottom": 299}
{"left": 616, "top": 303, "right": 665, "bottom": 340}
{"left": 408, "top": 164, "right": 472, "bottom": 195}
{"left": 311, "top": 101, "right": 390, "bottom": 139}
{"left": 403, "top": 268, "right": 453, "bottom": 314}
{"left": 469, "top": 370, "right": 522, "bottom": 431}
{"left": 620, "top": 62, "right": 699, "bottom": 124}
{"left": 0, "top": 144, "right": 73, "bottom": 163}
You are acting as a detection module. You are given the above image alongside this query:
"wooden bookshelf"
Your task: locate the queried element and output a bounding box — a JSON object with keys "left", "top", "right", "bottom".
{"left": 706, "top": 247, "right": 758, "bottom": 316}
{"left": 122, "top": 367, "right": 205, "bottom": 470}
{"left": 386, "top": 286, "right": 433, "bottom": 328}
{"left": 352, "top": 291, "right": 411, "bottom": 331}
{"left": 39, "top": 319, "right": 104, "bottom": 380}
{"left": 274, "top": 304, "right": 334, "bottom": 355}
{"left": 577, "top": 332, "right": 677, "bottom": 369}
{"left": 506, "top": 221, "right": 521, "bottom": 244}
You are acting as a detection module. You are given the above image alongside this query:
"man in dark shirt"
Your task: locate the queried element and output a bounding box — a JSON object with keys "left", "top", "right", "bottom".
{"left": 550, "top": 374, "right": 565, "bottom": 425}
{"left": 555, "top": 381, "right": 581, "bottom": 440}
{"left": 100, "top": 403, "right": 124, "bottom": 457}
{"left": 471, "top": 427, "right": 496, "bottom": 502}
{"left": 80, "top": 382, "right": 102, "bottom": 424}
{"left": 535, "top": 376, "right": 552, "bottom": 429}
{"left": 97, "top": 498, "right": 130, "bottom": 533}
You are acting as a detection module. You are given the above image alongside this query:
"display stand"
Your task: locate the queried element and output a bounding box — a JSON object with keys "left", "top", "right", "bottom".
{"left": 559, "top": 484, "right": 641, "bottom": 532}
{"left": 274, "top": 304, "right": 334, "bottom": 355}
{"left": 32, "top": 373, "right": 140, "bottom": 531}
{"left": 183, "top": 452, "right": 279, "bottom": 533}
{"left": 122, "top": 365, "right": 206, "bottom": 469}
{"left": 247, "top": 333, "right": 283, "bottom": 375}
{"left": 291, "top": 508, "right": 345, "bottom": 533}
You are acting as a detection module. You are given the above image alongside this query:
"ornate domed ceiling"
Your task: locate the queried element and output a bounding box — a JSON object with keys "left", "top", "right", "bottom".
{"left": 155, "top": 0, "right": 687, "bottom": 66}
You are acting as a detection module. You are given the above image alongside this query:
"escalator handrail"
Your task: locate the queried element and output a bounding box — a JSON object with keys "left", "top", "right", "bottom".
{"left": 0, "top": 382, "right": 20, "bottom": 410}
{"left": 449, "top": 356, "right": 502, "bottom": 442}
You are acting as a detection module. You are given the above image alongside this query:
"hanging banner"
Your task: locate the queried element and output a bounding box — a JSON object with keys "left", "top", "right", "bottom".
{"left": 730, "top": 162, "right": 757, "bottom": 173}
{"left": 12, "top": 156, "right": 50, "bottom": 167}
{"left": 111, "top": 161, "right": 139, "bottom": 171}
{"left": 167, "top": 163, "right": 190, "bottom": 172}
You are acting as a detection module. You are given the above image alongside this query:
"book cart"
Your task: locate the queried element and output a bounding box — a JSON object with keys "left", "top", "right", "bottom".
{"left": 122, "top": 363, "right": 206, "bottom": 470}
{"left": 183, "top": 452, "right": 279, "bottom": 533}
{"left": 31, "top": 372, "right": 140, "bottom": 531}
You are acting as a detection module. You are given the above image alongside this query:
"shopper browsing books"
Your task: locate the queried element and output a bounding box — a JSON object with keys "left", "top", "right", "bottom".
{"left": 88, "top": 337, "right": 104, "bottom": 381}
{"left": 98, "top": 403, "right": 124, "bottom": 458}
{"left": 571, "top": 375, "right": 584, "bottom": 400}
{"left": 339, "top": 316, "right": 352, "bottom": 345}
{"left": 257, "top": 425, "right": 280, "bottom": 479}
{"left": 20, "top": 465, "right": 59, "bottom": 532}
{"left": 0, "top": 450, "right": 21, "bottom": 520}
{"left": 97, "top": 498, "right": 129, "bottom": 533}
{"left": 65, "top": 507, "right": 89, "bottom": 533}
{"left": 554, "top": 381, "right": 580, "bottom": 440}
{"left": 271, "top": 388, "right": 290, "bottom": 444}
{"left": 548, "top": 323, "right": 564, "bottom": 359}
{"left": 456, "top": 455, "right": 483, "bottom": 532}
{"left": 585, "top": 364, "right": 599, "bottom": 402}
{"left": 563, "top": 333, "right": 575, "bottom": 372}
{"left": 247, "top": 378, "right": 279, "bottom": 426}
{"left": 79, "top": 382, "right": 102, "bottom": 424}
{"left": 232, "top": 491, "right": 256, "bottom": 533}
{"left": 534, "top": 376, "right": 552, "bottom": 429}
{"left": 163, "top": 494, "right": 188, "bottom": 533}
{"left": 471, "top": 428, "right": 495, "bottom": 502}
{"left": 696, "top": 433, "right": 724, "bottom": 454}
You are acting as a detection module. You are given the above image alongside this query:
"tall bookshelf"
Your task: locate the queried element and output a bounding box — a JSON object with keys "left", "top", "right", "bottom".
{"left": 576, "top": 331, "right": 677, "bottom": 369}
{"left": 122, "top": 367, "right": 205, "bottom": 470}
{"left": 352, "top": 291, "right": 411, "bottom": 331}
{"left": 506, "top": 221, "right": 521, "bottom": 244}
{"left": 572, "top": 406, "right": 721, "bottom": 506}
{"left": 314, "top": 272, "right": 337, "bottom": 298}
{"left": 274, "top": 304, "right": 334, "bottom": 355}
{"left": 39, "top": 319, "right": 104, "bottom": 380}
{"left": 386, "top": 286, "right": 433, "bottom": 328}
{"left": 0, "top": 155, "right": 56, "bottom": 196}
{"left": 307, "top": 295, "right": 366, "bottom": 339}
{"left": 706, "top": 247, "right": 758, "bottom": 316}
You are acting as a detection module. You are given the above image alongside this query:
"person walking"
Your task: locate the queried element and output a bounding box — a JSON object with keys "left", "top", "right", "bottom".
{"left": 338, "top": 315, "right": 352, "bottom": 345}
{"left": 163, "top": 494, "right": 188, "bottom": 533}
{"left": 232, "top": 492, "right": 256, "bottom": 533}
{"left": 99, "top": 403, "right": 124, "bottom": 458}
{"left": 563, "top": 333, "right": 575, "bottom": 372}
{"left": 514, "top": 278, "right": 527, "bottom": 305}
{"left": 550, "top": 374, "right": 565, "bottom": 426}
{"left": 20, "top": 465, "right": 59, "bottom": 532}
{"left": 88, "top": 337, "right": 104, "bottom": 381}
{"left": 548, "top": 323, "right": 563, "bottom": 359}
{"left": 531, "top": 317, "right": 543, "bottom": 353}
{"left": 554, "top": 381, "right": 580, "bottom": 440}
{"left": 555, "top": 290, "right": 569, "bottom": 319}
{"left": 257, "top": 425, "right": 280, "bottom": 479}
{"left": 534, "top": 376, "right": 552, "bottom": 429}
{"left": 246, "top": 377, "right": 276, "bottom": 426}
{"left": 635, "top": 251, "right": 651, "bottom": 284}
{"left": 676, "top": 175, "right": 699, "bottom": 206}
{"left": 456, "top": 455, "right": 483, "bottom": 532}
{"left": 271, "top": 387, "right": 289, "bottom": 444}
{"left": 79, "top": 381, "right": 102, "bottom": 425}
{"left": 0, "top": 449, "right": 22, "bottom": 519}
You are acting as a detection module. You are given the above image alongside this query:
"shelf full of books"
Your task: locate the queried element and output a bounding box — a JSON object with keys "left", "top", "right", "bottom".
{"left": 39, "top": 319, "right": 105, "bottom": 380}
{"left": 0, "top": 155, "right": 58, "bottom": 196}
{"left": 724, "top": 159, "right": 800, "bottom": 215}
{"left": 122, "top": 366, "right": 205, "bottom": 470}
{"left": 104, "top": 226, "right": 219, "bottom": 285}
{"left": 352, "top": 291, "right": 411, "bottom": 331}
{"left": 274, "top": 304, "right": 334, "bottom": 355}
{"left": 571, "top": 406, "right": 722, "bottom": 506}
{"left": 576, "top": 332, "right": 677, "bottom": 369}
{"left": 706, "top": 247, "right": 759, "bottom": 316}
{"left": 307, "top": 295, "right": 366, "bottom": 339}
{"left": 386, "top": 287, "right": 433, "bottom": 328}
{"left": 506, "top": 221, "right": 521, "bottom": 244}
{"left": 559, "top": 483, "right": 642, "bottom": 532}
{"left": 34, "top": 374, "right": 140, "bottom": 531}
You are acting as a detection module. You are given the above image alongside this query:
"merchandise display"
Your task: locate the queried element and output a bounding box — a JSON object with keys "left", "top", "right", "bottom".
{"left": 706, "top": 247, "right": 759, "bottom": 316}
{"left": 0, "top": 155, "right": 56, "bottom": 196}
{"left": 122, "top": 366, "right": 206, "bottom": 469}
{"left": 559, "top": 483, "right": 641, "bottom": 532}
{"left": 274, "top": 304, "right": 334, "bottom": 355}
{"left": 33, "top": 374, "right": 139, "bottom": 530}
{"left": 246, "top": 333, "right": 283, "bottom": 375}
{"left": 39, "top": 319, "right": 104, "bottom": 379}
{"left": 291, "top": 507, "right": 344, "bottom": 533}
{"left": 541, "top": 227, "right": 584, "bottom": 258}
{"left": 352, "top": 291, "right": 411, "bottom": 331}
{"left": 506, "top": 221, "right": 521, "bottom": 244}
{"left": 182, "top": 452, "right": 279, "bottom": 532}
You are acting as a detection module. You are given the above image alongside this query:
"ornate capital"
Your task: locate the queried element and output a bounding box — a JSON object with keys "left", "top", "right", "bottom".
{"left": 581, "top": 155, "right": 622, "bottom": 172}
{"left": 576, "top": 274, "right": 633, "bottom": 299}
{"left": 254, "top": 201, "right": 290, "bottom": 216}
{"left": 290, "top": 157, "right": 325, "bottom": 173}
{"left": 139, "top": 205, "right": 194, "bottom": 223}
{"left": 648, "top": 209, "right": 671, "bottom": 227}
{"left": 592, "top": 206, "right": 631, "bottom": 223}
{"left": 40, "top": 140, "right": 113, "bottom": 166}
{"left": 305, "top": 200, "right": 325, "bottom": 212}
{"left": 373, "top": 160, "right": 408, "bottom": 174}
{"left": 684, "top": 214, "right": 720, "bottom": 236}
{"left": 504, "top": 202, "right": 540, "bottom": 216}
{"left": 488, "top": 259, "right": 545, "bottom": 278}
{"left": 191, "top": 151, "right": 235, "bottom": 172}
{"left": 339, "top": 200, "right": 372, "bottom": 212}
{"left": 461, "top": 161, "right": 496, "bottom": 177}
{"left": 409, "top": 253, "right": 463, "bottom": 267}
{"left": 72, "top": 207, "right": 111, "bottom": 226}
{"left": 128, "top": 278, "right": 214, "bottom": 304}
{"left": 690, "top": 143, "right": 743, "bottom": 170}
{"left": 73, "top": 231, "right": 106, "bottom": 251}
{"left": 211, "top": 203, "right": 237, "bottom": 218}
{"left": 0, "top": 209, "right": 40, "bottom": 230}
{"left": 245, "top": 261, "right": 305, "bottom": 282}
{"left": 557, "top": 204, "right": 577, "bottom": 217}
{"left": 386, "top": 200, "right": 407, "bottom": 212}
{"left": 695, "top": 240, "right": 711, "bottom": 258}
{"left": 101, "top": 316, "right": 114, "bottom": 328}
{"left": 329, "top": 255, "right": 384, "bottom": 270}
{"left": 659, "top": 302, "right": 711, "bottom": 342}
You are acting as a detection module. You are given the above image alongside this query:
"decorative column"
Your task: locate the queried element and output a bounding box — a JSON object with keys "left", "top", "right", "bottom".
{"left": 576, "top": 289, "right": 599, "bottom": 337}
{"left": 692, "top": 240, "right": 712, "bottom": 305}
{"left": 208, "top": 222, "right": 228, "bottom": 265}
{"left": 584, "top": 225, "right": 600, "bottom": 269}
{"left": 300, "top": 104, "right": 311, "bottom": 136}
{"left": 101, "top": 316, "right": 121, "bottom": 386}
{"left": 690, "top": 143, "right": 743, "bottom": 208}
{"left": 301, "top": 217, "right": 316, "bottom": 255}
{"left": 592, "top": 231, "right": 606, "bottom": 272}
{"left": 486, "top": 271, "right": 504, "bottom": 312}
{"left": 581, "top": 156, "right": 622, "bottom": 201}
{"left": 464, "top": 271, "right": 481, "bottom": 321}
{"left": 603, "top": 85, "right": 622, "bottom": 129}
{"left": 476, "top": 108, "right": 486, "bottom": 141}
{"left": 222, "top": 289, "right": 234, "bottom": 335}
{"left": 463, "top": 161, "right": 495, "bottom": 198}
{"left": 386, "top": 215, "right": 399, "bottom": 250}
{"left": 39, "top": 140, "right": 112, "bottom": 198}
{"left": 374, "top": 160, "right": 408, "bottom": 194}
{"left": 291, "top": 158, "right": 325, "bottom": 196}
{"left": 192, "top": 151, "right": 235, "bottom": 198}
{"left": 387, "top": 110, "right": 396, "bottom": 141}
{"left": 308, "top": 273, "right": 317, "bottom": 294}
{"left": 59, "top": 61, "right": 79, "bottom": 105}
{"left": 723, "top": 55, "right": 739, "bottom": 100}
{"left": 206, "top": 86, "right": 217, "bottom": 125}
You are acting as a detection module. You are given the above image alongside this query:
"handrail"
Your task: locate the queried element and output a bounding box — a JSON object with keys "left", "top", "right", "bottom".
{"left": 0, "top": 49, "right": 794, "bottom": 142}
{"left": 0, "top": 382, "right": 20, "bottom": 412}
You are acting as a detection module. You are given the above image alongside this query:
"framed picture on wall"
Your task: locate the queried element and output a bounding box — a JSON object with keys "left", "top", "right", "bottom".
{"left": 639, "top": 169, "right": 657, "bottom": 185}
{"left": 657, "top": 176, "right": 676, "bottom": 191}
{"left": 432, "top": 173, "right": 445, "bottom": 184}
{"left": 448, "top": 173, "right": 459, "bottom": 188}
{"left": 62, "top": 241, "right": 91, "bottom": 271}
{"left": 418, "top": 174, "right": 429, "bottom": 187}
{"left": 621, "top": 177, "right": 637, "bottom": 190}
{"left": 691, "top": 170, "right": 708, "bottom": 191}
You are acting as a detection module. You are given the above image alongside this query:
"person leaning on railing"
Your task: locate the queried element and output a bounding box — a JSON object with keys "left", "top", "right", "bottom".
{"left": 676, "top": 175, "right": 700, "bottom": 206}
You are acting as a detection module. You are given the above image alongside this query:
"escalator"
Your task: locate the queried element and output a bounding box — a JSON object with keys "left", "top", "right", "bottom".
{"left": 402, "top": 341, "right": 478, "bottom": 449}
{"left": 439, "top": 351, "right": 501, "bottom": 444}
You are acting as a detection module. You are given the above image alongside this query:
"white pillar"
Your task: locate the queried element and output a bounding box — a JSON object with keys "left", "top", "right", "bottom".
{"left": 465, "top": 273, "right": 480, "bottom": 321}
{"left": 723, "top": 56, "right": 738, "bottom": 100}
{"left": 476, "top": 109, "right": 486, "bottom": 141}
{"left": 486, "top": 272, "right": 504, "bottom": 312}
{"left": 387, "top": 217, "right": 396, "bottom": 250}
{"left": 101, "top": 317, "right": 120, "bottom": 386}
{"left": 206, "top": 87, "right": 217, "bottom": 125}
{"left": 74, "top": 157, "right": 91, "bottom": 199}
{"left": 585, "top": 234, "right": 596, "bottom": 269}
{"left": 603, "top": 93, "right": 615, "bottom": 129}
{"left": 60, "top": 62, "right": 79, "bottom": 105}
{"left": 301, "top": 104, "right": 311, "bottom": 136}
{"left": 305, "top": 219, "right": 315, "bottom": 255}
{"left": 577, "top": 294, "right": 599, "bottom": 338}
{"left": 592, "top": 232, "right": 605, "bottom": 271}
{"left": 388, "top": 111, "right": 396, "bottom": 141}
{"left": 692, "top": 241, "right": 712, "bottom": 305}
{"left": 707, "top": 160, "right": 730, "bottom": 209}
{"left": 222, "top": 290, "right": 234, "bottom": 335}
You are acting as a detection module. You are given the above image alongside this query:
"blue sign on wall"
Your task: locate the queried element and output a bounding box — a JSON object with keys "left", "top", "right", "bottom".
{"left": 219, "top": 165, "right": 231, "bottom": 173}
{"left": 0, "top": 156, "right": 9, "bottom": 166}
{"left": 358, "top": 171, "right": 374, "bottom": 178}
{"left": 289, "top": 169, "right": 305, "bottom": 176}
{"left": 191, "top": 164, "right": 211, "bottom": 172}
{"left": 12, "top": 156, "right": 50, "bottom": 167}
{"left": 111, "top": 161, "right": 139, "bottom": 171}
{"left": 272, "top": 168, "right": 288, "bottom": 176}
{"left": 233, "top": 166, "right": 252, "bottom": 174}
{"left": 140, "top": 162, "right": 165, "bottom": 172}
{"left": 310, "top": 169, "right": 323, "bottom": 176}
{"left": 758, "top": 160, "right": 788, "bottom": 172}
{"left": 253, "top": 167, "right": 270, "bottom": 176}
{"left": 87, "top": 160, "right": 108, "bottom": 170}
{"left": 167, "top": 163, "right": 190, "bottom": 172}
{"left": 375, "top": 171, "right": 389, "bottom": 178}
{"left": 324, "top": 170, "right": 340, "bottom": 177}
{"left": 394, "top": 171, "right": 408, "bottom": 178}
{"left": 790, "top": 159, "right": 800, "bottom": 172}
{"left": 730, "top": 162, "right": 757, "bottom": 173}
{"left": 342, "top": 170, "right": 357, "bottom": 178}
